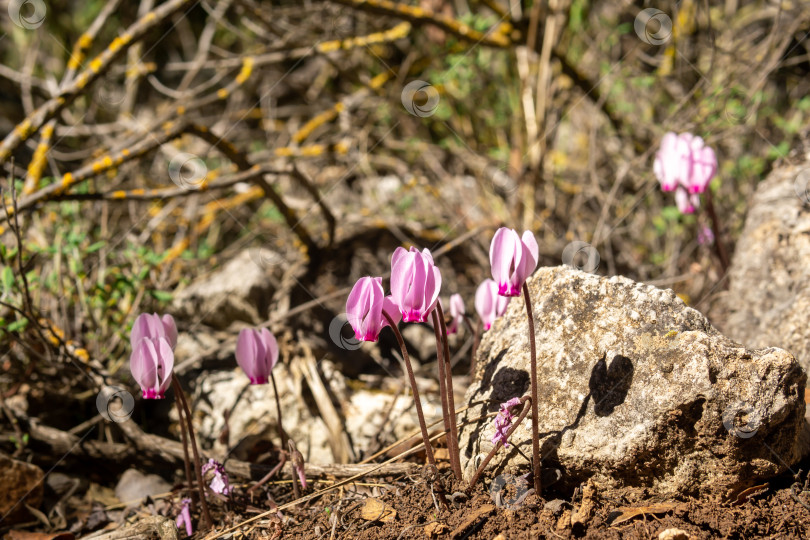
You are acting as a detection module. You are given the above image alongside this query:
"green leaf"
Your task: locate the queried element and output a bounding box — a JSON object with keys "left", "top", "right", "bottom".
{"left": 7, "top": 318, "right": 29, "bottom": 333}
{"left": 150, "top": 290, "right": 173, "bottom": 302}
{"left": 2, "top": 266, "right": 14, "bottom": 294}
{"left": 86, "top": 241, "right": 106, "bottom": 253}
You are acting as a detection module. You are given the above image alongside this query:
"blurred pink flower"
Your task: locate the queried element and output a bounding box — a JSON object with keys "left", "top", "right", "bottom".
{"left": 130, "top": 336, "right": 174, "bottom": 399}
{"left": 346, "top": 276, "right": 400, "bottom": 341}
{"left": 489, "top": 228, "right": 539, "bottom": 297}
{"left": 235, "top": 327, "right": 279, "bottom": 384}
{"left": 176, "top": 498, "right": 192, "bottom": 536}
{"left": 131, "top": 312, "right": 177, "bottom": 350}
{"left": 654, "top": 132, "right": 718, "bottom": 214}
{"left": 698, "top": 226, "right": 715, "bottom": 245}
{"left": 201, "top": 458, "right": 230, "bottom": 495}
{"left": 446, "top": 293, "right": 465, "bottom": 335}
{"left": 475, "top": 279, "right": 510, "bottom": 330}
{"left": 390, "top": 247, "right": 442, "bottom": 323}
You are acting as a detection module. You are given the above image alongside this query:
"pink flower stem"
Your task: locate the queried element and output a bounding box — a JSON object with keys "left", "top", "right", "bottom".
{"left": 467, "top": 396, "right": 531, "bottom": 491}
{"left": 430, "top": 310, "right": 453, "bottom": 470}
{"left": 462, "top": 315, "right": 480, "bottom": 377}
{"left": 522, "top": 282, "right": 542, "bottom": 497}
{"left": 436, "top": 302, "right": 462, "bottom": 480}
{"left": 171, "top": 375, "right": 213, "bottom": 529}
{"left": 269, "top": 370, "right": 288, "bottom": 449}
{"left": 173, "top": 397, "right": 196, "bottom": 513}
{"left": 703, "top": 190, "right": 730, "bottom": 273}
{"left": 382, "top": 311, "right": 436, "bottom": 467}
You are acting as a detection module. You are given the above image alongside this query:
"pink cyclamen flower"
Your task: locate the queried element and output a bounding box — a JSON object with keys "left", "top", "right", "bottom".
{"left": 446, "top": 294, "right": 465, "bottom": 335}
{"left": 489, "top": 228, "right": 539, "bottom": 297}
{"left": 475, "top": 279, "right": 510, "bottom": 330}
{"left": 235, "top": 327, "right": 279, "bottom": 384}
{"left": 130, "top": 337, "right": 174, "bottom": 399}
{"left": 176, "top": 498, "right": 193, "bottom": 536}
{"left": 684, "top": 134, "right": 717, "bottom": 194}
{"left": 390, "top": 247, "right": 442, "bottom": 323}
{"left": 491, "top": 397, "right": 522, "bottom": 448}
{"left": 131, "top": 312, "right": 178, "bottom": 350}
{"left": 654, "top": 132, "right": 718, "bottom": 213}
{"left": 654, "top": 132, "right": 692, "bottom": 192}
{"left": 201, "top": 458, "right": 230, "bottom": 495}
{"left": 346, "top": 277, "right": 400, "bottom": 342}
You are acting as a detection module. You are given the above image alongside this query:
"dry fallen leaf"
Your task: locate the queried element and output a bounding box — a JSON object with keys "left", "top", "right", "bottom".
{"left": 359, "top": 498, "right": 396, "bottom": 523}
{"left": 424, "top": 522, "right": 449, "bottom": 537}
{"left": 732, "top": 483, "right": 769, "bottom": 505}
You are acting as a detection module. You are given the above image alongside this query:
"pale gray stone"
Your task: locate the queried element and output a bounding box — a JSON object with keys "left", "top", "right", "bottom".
{"left": 459, "top": 266, "right": 806, "bottom": 498}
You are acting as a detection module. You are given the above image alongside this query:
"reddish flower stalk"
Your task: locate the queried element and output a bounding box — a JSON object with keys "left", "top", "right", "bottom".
{"left": 463, "top": 315, "right": 481, "bottom": 377}
{"left": 173, "top": 397, "right": 195, "bottom": 512}
{"left": 522, "top": 282, "right": 541, "bottom": 496}
{"left": 436, "top": 301, "right": 462, "bottom": 479}
{"left": 430, "top": 310, "right": 452, "bottom": 465}
{"left": 171, "top": 375, "right": 212, "bottom": 529}
{"left": 703, "top": 189, "right": 730, "bottom": 273}
{"left": 382, "top": 310, "right": 436, "bottom": 467}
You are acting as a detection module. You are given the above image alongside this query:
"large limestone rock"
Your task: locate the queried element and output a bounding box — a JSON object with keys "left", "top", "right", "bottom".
{"left": 718, "top": 156, "right": 810, "bottom": 377}
{"left": 459, "top": 266, "right": 806, "bottom": 498}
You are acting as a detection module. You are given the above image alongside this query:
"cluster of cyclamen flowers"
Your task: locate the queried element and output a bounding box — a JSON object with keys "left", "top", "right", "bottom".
{"left": 129, "top": 313, "right": 298, "bottom": 536}
{"left": 345, "top": 227, "right": 543, "bottom": 494}
{"left": 654, "top": 131, "right": 717, "bottom": 215}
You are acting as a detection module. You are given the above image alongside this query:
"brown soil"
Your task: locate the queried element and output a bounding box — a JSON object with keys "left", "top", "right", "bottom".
{"left": 267, "top": 459, "right": 810, "bottom": 539}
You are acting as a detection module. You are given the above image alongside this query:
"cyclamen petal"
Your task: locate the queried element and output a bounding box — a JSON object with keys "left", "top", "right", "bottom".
{"left": 390, "top": 247, "right": 442, "bottom": 323}
{"left": 131, "top": 312, "right": 178, "bottom": 350}
{"left": 236, "top": 327, "right": 279, "bottom": 384}
{"left": 130, "top": 336, "right": 174, "bottom": 399}
{"left": 475, "top": 279, "right": 510, "bottom": 330}
{"left": 346, "top": 277, "right": 397, "bottom": 342}
{"left": 489, "top": 228, "right": 539, "bottom": 297}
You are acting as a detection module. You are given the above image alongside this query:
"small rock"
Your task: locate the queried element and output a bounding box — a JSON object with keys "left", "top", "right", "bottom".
{"left": 172, "top": 249, "right": 275, "bottom": 329}
{"left": 114, "top": 469, "right": 171, "bottom": 506}
{"left": 0, "top": 453, "right": 44, "bottom": 524}
{"left": 543, "top": 499, "right": 569, "bottom": 516}
{"left": 658, "top": 528, "right": 690, "bottom": 540}
{"left": 359, "top": 498, "right": 396, "bottom": 522}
